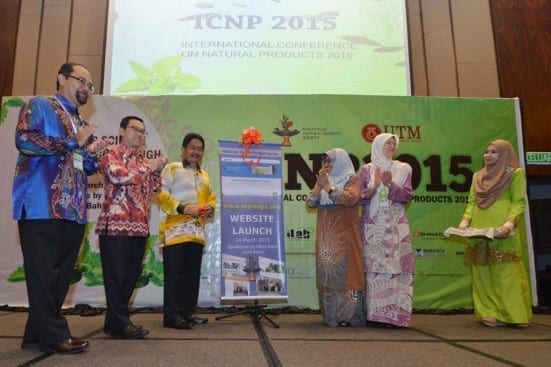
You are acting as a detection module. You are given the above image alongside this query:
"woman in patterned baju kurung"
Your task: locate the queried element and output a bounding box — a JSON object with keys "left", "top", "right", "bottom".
{"left": 306, "top": 148, "right": 365, "bottom": 327}
{"left": 359, "top": 133, "right": 414, "bottom": 328}
{"left": 458, "top": 140, "right": 532, "bottom": 327}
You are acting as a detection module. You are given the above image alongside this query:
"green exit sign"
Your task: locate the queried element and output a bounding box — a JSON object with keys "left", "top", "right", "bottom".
{"left": 526, "top": 152, "right": 551, "bottom": 165}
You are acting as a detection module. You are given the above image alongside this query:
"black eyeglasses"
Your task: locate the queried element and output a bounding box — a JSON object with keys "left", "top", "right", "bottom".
{"left": 67, "top": 75, "right": 95, "bottom": 94}
{"left": 126, "top": 125, "right": 147, "bottom": 135}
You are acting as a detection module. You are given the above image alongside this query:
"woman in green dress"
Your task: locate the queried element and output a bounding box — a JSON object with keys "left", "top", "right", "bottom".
{"left": 458, "top": 140, "right": 532, "bottom": 327}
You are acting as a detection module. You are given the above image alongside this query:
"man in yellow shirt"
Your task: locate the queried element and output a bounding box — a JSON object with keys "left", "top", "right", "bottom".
{"left": 157, "top": 133, "right": 216, "bottom": 329}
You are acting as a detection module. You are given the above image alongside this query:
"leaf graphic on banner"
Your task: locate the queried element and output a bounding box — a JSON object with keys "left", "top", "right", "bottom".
{"left": 1, "top": 97, "right": 25, "bottom": 125}
{"left": 7, "top": 266, "right": 25, "bottom": 282}
{"left": 341, "top": 35, "right": 382, "bottom": 47}
{"left": 140, "top": 244, "right": 165, "bottom": 287}
{"left": 115, "top": 56, "right": 201, "bottom": 95}
{"left": 134, "top": 236, "right": 164, "bottom": 288}
{"left": 174, "top": 71, "right": 202, "bottom": 90}
{"left": 116, "top": 77, "right": 150, "bottom": 93}
{"left": 151, "top": 55, "right": 182, "bottom": 75}
{"left": 130, "top": 60, "right": 153, "bottom": 80}
{"left": 73, "top": 222, "right": 104, "bottom": 286}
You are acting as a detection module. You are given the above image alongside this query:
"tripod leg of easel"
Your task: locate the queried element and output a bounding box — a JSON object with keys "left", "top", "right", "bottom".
{"left": 214, "top": 308, "right": 251, "bottom": 321}
{"left": 215, "top": 302, "right": 280, "bottom": 328}
{"left": 257, "top": 310, "right": 280, "bottom": 328}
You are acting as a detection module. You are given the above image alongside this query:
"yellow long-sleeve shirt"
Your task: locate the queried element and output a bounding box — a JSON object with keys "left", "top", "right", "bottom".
{"left": 157, "top": 162, "right": 216, "bottom": 246}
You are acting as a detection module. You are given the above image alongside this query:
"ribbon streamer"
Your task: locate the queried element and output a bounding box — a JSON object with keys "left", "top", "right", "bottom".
{"left": 239, "top": 127, "right": 263, "bottom": 166}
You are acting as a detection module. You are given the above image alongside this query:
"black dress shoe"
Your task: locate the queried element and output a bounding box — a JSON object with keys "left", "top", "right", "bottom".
{"left": 21, "top": 340, "right": 40, "bottom": 350}
{"left": 164, "top": 317, "right": 194, "bottom": 330}
{"left": 104, "top": 324, "right": 143, "bottom": 335}
{"left": 188, "top": 315, "right": 208, "bottom": 325}
{"left": 110, "top": 324, "right": 149, "bottom": 339}
{"left": 40, "top": 338, "right": 89, "bottom": 354}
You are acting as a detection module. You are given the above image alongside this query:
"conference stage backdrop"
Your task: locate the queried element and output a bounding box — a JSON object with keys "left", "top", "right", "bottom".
{"left": 0, "top": 94, "right": 534, "bottom": 309}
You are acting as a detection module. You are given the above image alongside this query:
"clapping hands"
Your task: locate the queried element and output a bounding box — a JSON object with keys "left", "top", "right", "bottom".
{"left": 373, "top": 167, "right": 392, "bottom": 187}
{"left": 184, "top": 204, "right": 213, "bottom": 218}
{"left": 381, "top": 170, "right": 392, "bottom": 186}
{"left": 150, "top": 156, "right": 168, "bottom": 173}
{"left": 87, "top": 138, "right": 109, "bottom": 153}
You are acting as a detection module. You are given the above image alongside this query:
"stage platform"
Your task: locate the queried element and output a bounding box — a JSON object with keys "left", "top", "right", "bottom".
{"left": 1, "top": 307, "right": 550, "bottom": 367}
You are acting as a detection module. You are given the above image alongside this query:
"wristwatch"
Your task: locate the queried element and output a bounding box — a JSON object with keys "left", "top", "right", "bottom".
{"left": 176, "top": 203, "right": 186, "bottom": 214}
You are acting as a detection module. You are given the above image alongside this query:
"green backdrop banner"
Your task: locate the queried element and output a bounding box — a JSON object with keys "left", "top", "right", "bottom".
{"left": 0, "top": 94, "right": 532, "bottom": 309}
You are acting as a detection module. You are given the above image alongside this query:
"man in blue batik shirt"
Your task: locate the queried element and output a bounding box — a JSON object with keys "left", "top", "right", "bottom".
{"left": 12, "top": 62, "right": 108, "bottom": 355}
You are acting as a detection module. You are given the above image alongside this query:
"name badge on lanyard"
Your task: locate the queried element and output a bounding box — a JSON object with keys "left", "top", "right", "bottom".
{"left": 54, "top": 97, "right": 86, "bottom": 171}
{"left": 73, "top": 151, "right": 84, "bottom": 171}
{"left": 379, "top": 185, "right": 390, "bottom": 207}
{"left": 69, "top": 115, "right": 84, "bottom": 171}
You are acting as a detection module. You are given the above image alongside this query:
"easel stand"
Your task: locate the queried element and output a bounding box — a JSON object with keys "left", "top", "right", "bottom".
{"left": 215, "top": 300, "right": 280, "bottom": 328}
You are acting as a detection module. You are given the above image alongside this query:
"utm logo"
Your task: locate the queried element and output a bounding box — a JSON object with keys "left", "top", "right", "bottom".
{"left": 361, "top": 124, "right": 382, "bottom": 143}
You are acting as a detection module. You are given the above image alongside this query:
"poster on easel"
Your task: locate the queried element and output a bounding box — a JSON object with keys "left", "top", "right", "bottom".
{"left": 218, "top": 139, "right": 287, "bottom": 303}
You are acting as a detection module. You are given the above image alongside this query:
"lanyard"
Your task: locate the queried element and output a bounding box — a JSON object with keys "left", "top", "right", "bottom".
{"left": 55, "top": 96, "right": 81, "bottom": 134}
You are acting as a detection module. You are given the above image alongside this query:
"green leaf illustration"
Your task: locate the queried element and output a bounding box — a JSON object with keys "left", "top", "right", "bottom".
{"left": 151, "top": 55, "right": 182, "bottom": 75}
{"left": 1, "top": 97, "right": 25, "bottom": 125}
{"left": 7, "top": 266, "right": 26, "bottom": 282}
{"left": 73, "top": 222, "right": 104, "bottom": 286}
{"left": 136, "top": 236, "right": 165, "bottom": 288}
{"left": 116, "top": 78, "right": 150, "bottom": 93}
{"left": 145, "top": 247, "right": 165, "bottom": 287}
{"left": 175, "top": 72, "right": 201, "bottom": 90}
{"left": 7, "top": 223, "right": 165, "bottom": 288}
{"left": 115, "top": 55, "right": 202, "bottom": 95}
{"left": 129, "top": 60, "right": 153, "bottom": 80}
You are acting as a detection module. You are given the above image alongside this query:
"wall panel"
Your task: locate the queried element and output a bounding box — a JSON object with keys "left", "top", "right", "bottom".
{"left": 451, "top": 0, "right": 500, "bottom": 97}
{"left": 406, "top": 0, "right": 428, "bottom": 95}
{"left": 35, "top": 0, "right": 72, "bottom": 94}
{"left": 490, "top": 0, "right": 551, "bottom": 176}
{"left": 12, "top": 0, "right": 42, "bottom": 95}
{"left": 420, "top": 0, "right": 459, "bottom": 96}
{"left": 69, "top": 0, "right": 107, "bottom": 91}
{"left": 0, "top": 0, "right": 20, "bottom": 100}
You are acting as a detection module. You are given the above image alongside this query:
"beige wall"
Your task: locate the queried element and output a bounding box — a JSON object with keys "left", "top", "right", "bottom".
{"left": 13, "top": 0, "right": 107, "bottom": 95}
{"left": 11, "top": 0, "right": 499, "bottom": 98}
{"left": 407, "top": 0, "right": 499, "bottom": 97}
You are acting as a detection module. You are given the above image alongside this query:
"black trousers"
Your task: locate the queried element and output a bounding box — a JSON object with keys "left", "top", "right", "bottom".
{"left": 99, "top": 235, "right": 146, "bottom": 332}
{"left": 163, "top": 242, "right": 204, "bottom": 323}
{"left": 18, "top": 219, "right": 85, "bottom": 346}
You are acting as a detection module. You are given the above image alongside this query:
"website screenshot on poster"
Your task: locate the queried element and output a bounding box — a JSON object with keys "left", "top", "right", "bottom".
{"left": 221, "top": 157, "right": 281, "bottom": 197}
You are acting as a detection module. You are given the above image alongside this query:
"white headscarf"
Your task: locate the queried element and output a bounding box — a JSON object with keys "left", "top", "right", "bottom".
{"left": 320, "top": 148, "right": 355, "bottom": 205}
{"left": 367, "top": 133, "right": 408, "bottom": 218}
{"left": 370, "top": 133, "right": 397, "bottom": 170}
